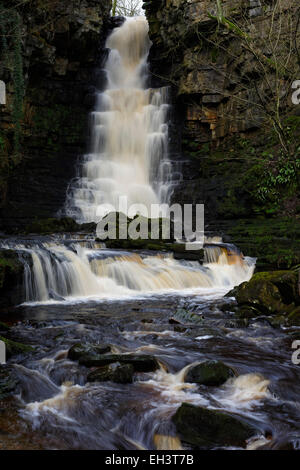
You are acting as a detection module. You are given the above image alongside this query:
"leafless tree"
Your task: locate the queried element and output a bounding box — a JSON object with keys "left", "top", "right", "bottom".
{"left": 188, "top": 0, "right": 300, "bottom": 157}
{"left": 112, "top": 0, "right": 143, "bottom": 17}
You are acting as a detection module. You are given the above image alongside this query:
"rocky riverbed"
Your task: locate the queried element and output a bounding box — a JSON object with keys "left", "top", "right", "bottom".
{"left": 1, "top": 284, "right": 300, "bottom": 450}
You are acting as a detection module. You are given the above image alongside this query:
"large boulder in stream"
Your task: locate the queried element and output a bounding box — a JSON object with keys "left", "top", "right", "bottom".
{"left": 172, "top": 403, "right": 257, "bottom": 449}
{"left": 185, "top": 360, "right": 236, "bottom": 386}
{"left": 78, "top": 353, "right": 160, "bottom": 372}
{"left": 228, "top": 270, "right": 300, "bottom": 322}
{"left": 68, "top": 343, "right": 111, "bottom": 361}
{"left": 97, "top": 212, "right": 176, "bottom": 243}
{"left": 0, "top": 336, "right": 34, "bottom": 359}
{"left": 87, "top": 362, "right": 134, "bottom": 384}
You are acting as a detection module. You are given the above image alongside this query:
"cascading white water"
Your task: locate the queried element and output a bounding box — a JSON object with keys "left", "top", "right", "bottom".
{"left": 65, "top": 17, "right": 172, "bottom": 223}
{"left": 0, "top": 241, "right": 255, "bottom": 303}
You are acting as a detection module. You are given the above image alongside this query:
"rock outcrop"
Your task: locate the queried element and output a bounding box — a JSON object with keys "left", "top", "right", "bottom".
{"left": 172, "top": 402, "right": 257, "bottom": 448}
{"left": 0, "top": 0, "right": 112, "bottom": 229}
{"left": 144, "top": 0, "right": 300, "bottom": 268}
{"left": 185, "top": 360, "right": 236, "bottom": 386}
{"left": 0, "top": 249, "right": 24, "bottom": 307}
{"left": 228, "top": 270, "right": 300, "bottom": 325}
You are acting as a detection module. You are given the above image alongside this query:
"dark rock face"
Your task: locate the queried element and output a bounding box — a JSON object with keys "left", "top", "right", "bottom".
{"left": 0, "top": 0, "right": 112, "bottom": 230}
{"left": 185, "top": 360, "right": 236, "bottom": 386}
{"left": 23, "top": 217, "right": 96, "bottom": 235}
{"left": 144, "top": 0, "right": 300, "bottom": 268}
{"left": 78, "top": 353, "right": 160, "bottom": 372}
{"left": 172, "top": 402, "right": 257, "bottom": 449}
{"left": 0, "top": 336, "right": 34, "bottom": 358}
{"left": 0, "top": 366, "right": 19, "bottom": 399}
{"left": 0, "top": 249, "right": 24, "bottom": 307}
{"left": 87, "top": 362, "right": 134, "bottom": 384}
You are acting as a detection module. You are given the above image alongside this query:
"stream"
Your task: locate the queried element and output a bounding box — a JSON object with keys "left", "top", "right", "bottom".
{"left": 1, "top": 241, "right": 300, "bottom": 450}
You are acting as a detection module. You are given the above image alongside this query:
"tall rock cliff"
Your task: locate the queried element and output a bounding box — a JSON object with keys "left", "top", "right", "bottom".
{"left": 0, "top": 0, "right": 112, "bottom": 228}
{"left": 144, "top": 0, "right": 300, "bottom": 268}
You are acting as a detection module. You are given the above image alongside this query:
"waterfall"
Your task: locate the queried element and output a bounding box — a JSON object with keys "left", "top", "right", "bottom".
{"left": 65, "top": 17, "right": 173, "bottom": 223}
{"left": 0, "top": 18, "right": 256, "bottom": 305}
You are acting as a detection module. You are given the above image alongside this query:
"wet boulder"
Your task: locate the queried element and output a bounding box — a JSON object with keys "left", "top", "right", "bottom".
{"left": 87, "top": 362, "right": 134, "bottom": 384}
{"left": 185, "top": 360, "right": 236, "bottom": 386}
{"left": 0, "top": 365, "right": 18, "bottom": 399}
{"left": 0, "top": 336, "right": 34, "bottom": 359}
{"left": 79, "top": 353, "right": 160, "bottom": 372}
{"left": 228, "top": 270, "right": 299, "bottom": 319}
{"left": 172, "top": 403, "right": 257, "bottom": 449}
{"left": 97, "top": 212, "right": 176, "bottom": 243}
{"left": 68, "top": 343, "right": 111, "bottom": 361}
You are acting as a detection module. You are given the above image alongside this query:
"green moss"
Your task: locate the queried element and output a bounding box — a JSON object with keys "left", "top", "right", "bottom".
{"left": 287, "top": 307, "right": 300, "bottom": 326}
{"left": 172, "top": 403, "right": 256, "bottom": 449}
{"left": 24, "top": 217, "right": 96, "bottom": 234}
{"left": 0, "top": 250, "right": 23, "bottom": 290}
{"left": 0, "top": 335, "right": 34, "bottom": 357}
{"left": 225, "top": 218, "right": 300, "bottom": 269}
{"left": 229, "top": 269, "right": 299, "bottom": 322}
{"left": 0, "top": 321, "right": 9, "bottom": 330}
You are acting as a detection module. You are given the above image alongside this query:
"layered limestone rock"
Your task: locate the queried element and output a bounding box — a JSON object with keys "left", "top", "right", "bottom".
{"left": 144, "top": 0, "right": 300, "bottom": 268}
{"left": 145, "top": 0, "right": 267, "bottom": 142}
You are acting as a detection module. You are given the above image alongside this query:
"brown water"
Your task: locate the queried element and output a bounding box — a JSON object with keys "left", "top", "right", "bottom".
{"left": 3, "top": 288, "right": 300, "bottom": 450}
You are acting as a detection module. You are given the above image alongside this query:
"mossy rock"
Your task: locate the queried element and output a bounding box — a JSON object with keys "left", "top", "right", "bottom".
{"left": 287, "top": 306, "right": 300, "bottom": 326}
{"left": 224, "top": 218, "right": 300, "bottom": 270}
{"left": 0, "top": 250, "right": 24, "bottom": 307}
{"left": 0, "top": 336, "right": 34, "bottom": 358}
{"left": 0, "top": 250, "right": 23, "bottom": 290}
{"left": 97, "top": 212, "right": 175, "bottom": 243}
{"left": 78, "top": 353, "right": 160, "bottom": 372}
{"left": 185, "top": 360, "right": 236, "bottom": 386}
{"left": 68, "top": 342, "right": 111, "bottom": 361}
{"left": 172, "top": 403, "right": 257, "bottom": 449}
{"left": 250, "top": 271, "right": 299, "bottom": 304}
{"left": 229, "top": 270, "right": 299, "bottom": 318}
{"left": 25, "top": 217, "right": 96, "bottom": 234}
{"left": 87, "top": 362, "right": 134, "bottom": 384}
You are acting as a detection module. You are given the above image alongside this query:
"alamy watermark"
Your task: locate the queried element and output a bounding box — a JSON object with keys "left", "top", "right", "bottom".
{"left": 292, "top": 340, "right": 300, "bottom": 365}
{"left": 0, "top": 80, "right": 6, "bottom": 105}
{"left": 0, "top": 340, "right": 5, "bottom": 364}
{"left": 292, "top": 80, "right": 300, "bottom": 105}
{"left": 96, "top": 198, "right": 204, "bottom": 250}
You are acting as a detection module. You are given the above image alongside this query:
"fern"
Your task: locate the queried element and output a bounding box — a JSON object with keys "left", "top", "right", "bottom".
{"left": 208, "top": 0, "right": 248, "bottom": 38}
